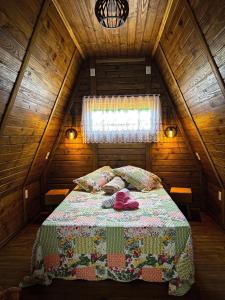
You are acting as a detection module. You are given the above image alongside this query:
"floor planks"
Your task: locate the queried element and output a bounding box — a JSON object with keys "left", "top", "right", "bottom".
{"left": 0, "top": 213, "right": 224, "bottom": 299}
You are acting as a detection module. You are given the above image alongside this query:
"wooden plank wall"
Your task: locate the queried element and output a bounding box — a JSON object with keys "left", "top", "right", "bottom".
{"left": 0, "top": 0, "right": 82, "bottom": 245}
{"left": 47, "top": 58, "right": 202, "bottom": 207}
{"left": 155, "top": 0, "right": 225, "bottom": 225}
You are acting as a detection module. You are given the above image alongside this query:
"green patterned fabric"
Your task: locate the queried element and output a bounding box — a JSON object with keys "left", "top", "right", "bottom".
{"left": 107, "top": 227, "right": 124, "bottom": 253}
{"left": 40, "top": 226, "right": 58, "bottom": 255}
{"left": 143, "top": 236, "right": 163, "bottom": 255}
{"left": 74, "top": 166, "right": 114, "bottom": 192}
{"left": 175, "top": 226, "right": 190, "bottom": 254}
{"left": 113, "top": 166, "right": 162, "bottom": 191}
{"left": 21, "top": 188, "right": 194, "bottom": 296}
{"left": 74, "top": 237, "right": 95, "bottom": 254}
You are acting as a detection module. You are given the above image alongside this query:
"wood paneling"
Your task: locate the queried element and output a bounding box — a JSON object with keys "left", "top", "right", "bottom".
{"left": 0, "top": 0, "right": 82, "bottom": 244}
{"left": 56, "top": 0, "right": 168, "bottom": 57}
{"left": 47, "top": 58, "right": 201, "bottom": 207}
{"left": 155, "top": 0, "right": 225, "bottom": 225}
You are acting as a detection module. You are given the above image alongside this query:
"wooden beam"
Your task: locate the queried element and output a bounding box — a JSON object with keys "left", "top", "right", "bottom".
{"left": 96, "top": 57, "right": 145, "bottom": 64}
{"left": 183, "top": 0, "right": 225, "bottom": 99}
{"left": 41, "top": 65, "right": 84, "bottom": 190}
{"left": 158, "top": 43, "right": 224, "bottom": 190}
{"left": 222, "top": 188, "right": 225, "bottom": 228}
{"left": 154, "top": 58, "right": 205, "bottom": 210}
{"left": 23, "top": 48, "right": 78, "bottom": 187}
{"left": 152, "top": 0, "right": 175, "bottom": 57}
{"left": 90, "top": 59, "right": 98, "bottom": 170}
{"left": 0, "top": 0, "right": 51, "bottom": 136}
{"left": 22, "top": 49, "right": 79, "bottom": 221}
{"left": 52, "top": 0, "right": 86, "bottom": 60}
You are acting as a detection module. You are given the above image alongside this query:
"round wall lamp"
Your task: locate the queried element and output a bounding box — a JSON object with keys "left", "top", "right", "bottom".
{"left": 164, "top": 126, "right": 177, "bottom": 138}
{"left": 65, "top": 103, "right": 77, "bottom": 140}
{"left": 95, "top": 0, "right": 129, "bottom": 29}
{"left": 65, "top": 128, "right": 78, "bottom": 140}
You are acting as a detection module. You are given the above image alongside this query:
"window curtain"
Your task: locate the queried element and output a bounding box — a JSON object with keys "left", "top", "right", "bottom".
{"left": 81, "top": 95, "right": 161, "bottom": 143}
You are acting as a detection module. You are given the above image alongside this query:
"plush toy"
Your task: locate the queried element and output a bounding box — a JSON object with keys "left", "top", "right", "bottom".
{"left": 114, "top": 191, "right": 139, "bottom": 210}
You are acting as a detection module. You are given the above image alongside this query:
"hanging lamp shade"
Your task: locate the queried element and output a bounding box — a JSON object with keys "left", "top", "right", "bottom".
{"left": 95, "top": 0, "right": 129, "bottom": 28}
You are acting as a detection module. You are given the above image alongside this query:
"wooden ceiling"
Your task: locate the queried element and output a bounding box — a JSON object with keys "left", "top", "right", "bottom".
{"left": 55, "top": 0, "right": 168, "bottom": 57}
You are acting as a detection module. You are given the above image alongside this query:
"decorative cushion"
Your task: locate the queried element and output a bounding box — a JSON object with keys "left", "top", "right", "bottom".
{"left": 74, "top": 166, "right": 114, "bottom": 192}
{"left": 113, "top": 165, "right": 162, "bottom": 192}
{"left": 102, "top": 176, "right": 126, "bottom": 195}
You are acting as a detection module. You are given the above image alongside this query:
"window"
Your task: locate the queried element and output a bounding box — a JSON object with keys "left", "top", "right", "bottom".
{"left": 81, "top": 95, "right": 161, "bottom": 143}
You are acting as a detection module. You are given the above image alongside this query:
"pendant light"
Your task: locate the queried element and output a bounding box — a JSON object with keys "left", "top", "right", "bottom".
{"left": 95, "top": 0, "right": 129, "bottom": 28}
{"left": 65, "top": 103, "right": 78, "bottom": 140}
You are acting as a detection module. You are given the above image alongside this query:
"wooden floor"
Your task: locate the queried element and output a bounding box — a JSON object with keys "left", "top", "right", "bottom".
{"left": 0, "top": 213, "right": 225, "bottom": 299}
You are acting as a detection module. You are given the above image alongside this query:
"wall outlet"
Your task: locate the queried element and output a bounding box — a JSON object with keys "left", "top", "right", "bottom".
{"left": 218, "top": 190, "right": 222, "bottom": 201}
{"left": 146, "top": 65, "right": 151, "bottom": 75}
{"left": 45, "top": 152, "right": 50, "bottom": 160}
{"left": 195, "top": 152, "right": 201, "bottom": 160}
{"left": 25, "top": 189, "right": 28, "bottom": 199}
{"left": 90, "top": 68, "right": 95, "bottom": 77}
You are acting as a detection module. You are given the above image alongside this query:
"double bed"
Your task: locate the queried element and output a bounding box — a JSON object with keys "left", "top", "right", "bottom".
{"left": 22, "top": 187, "right": 194, "bottom": 296}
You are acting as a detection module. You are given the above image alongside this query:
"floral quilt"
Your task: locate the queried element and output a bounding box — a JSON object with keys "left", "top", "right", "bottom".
{"left": 21, "top": 188, "right": 194, "bottom": 296}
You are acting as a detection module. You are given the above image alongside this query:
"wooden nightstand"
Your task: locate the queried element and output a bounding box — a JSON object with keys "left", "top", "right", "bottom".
{"left": 45, "top": 189, "right": 70, "bottom": 209}
{"left": 170, "top": 187, "right": 192, "bottom": 220}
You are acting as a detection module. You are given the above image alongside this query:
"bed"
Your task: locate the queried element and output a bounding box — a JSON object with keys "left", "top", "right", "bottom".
{"left": 22, "top": 188, "right": 194, "bottom": 296}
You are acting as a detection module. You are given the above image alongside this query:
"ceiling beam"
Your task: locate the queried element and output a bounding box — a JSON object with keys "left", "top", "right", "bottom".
{"left": 0, "top": 0, "right": 51, "bottom": 136}
{"left": 52, "top": 0, "right": 86, "bottom": 60}
{"left": 152, "top": 0, "right": 175, "bottom": 57}
{"left": 158, "top": 43, "right": 224, "bottom": 190}
{"left": 183, "top": 0, "right": 225, "bottom": 99}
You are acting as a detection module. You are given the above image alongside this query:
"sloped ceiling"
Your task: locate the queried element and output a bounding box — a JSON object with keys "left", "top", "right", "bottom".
{"left": 54, "top": 0, "right": 168, "bottom": 57}
{"left": 0, "top": 0, "right": 225, "bottom": 244}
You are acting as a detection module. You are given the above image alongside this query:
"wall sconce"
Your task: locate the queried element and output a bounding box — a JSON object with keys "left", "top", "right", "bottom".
{"left": 164, "top": 126, "right": 177, "bottom": 138}
{"left": 65, "top": 128, "right": 78, "bottom": 140}
{"left": 65, "top": 103, "right": 78, "bottom": 140}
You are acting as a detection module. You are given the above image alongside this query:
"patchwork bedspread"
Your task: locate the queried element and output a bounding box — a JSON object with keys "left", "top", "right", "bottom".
{"left": 22, "top": 188, "right": 194, "bottom": 296}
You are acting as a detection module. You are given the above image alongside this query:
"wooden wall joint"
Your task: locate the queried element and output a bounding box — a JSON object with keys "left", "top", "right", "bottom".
{"left": 52, "top": 0, "right": 85, "bottom": 60}
{"left": 183, "top": 0, "right": 225, "bottom": 99}
{"left": 152, "top": 0, "right": 175, "bottom": 57}
{"left": 90, "top": 59, "right": 98, "bottom": 170}
{"left": 41, "top": 65, "right": 85, "bottom": 190}
{"left": 0, "top": 0, "right": 51, "bottom": 136}
{"left": 158, "top": 43, "right": 224, "bottom": 190}
{"left": 23, "top": 49, "right": 78, "bottom": 188}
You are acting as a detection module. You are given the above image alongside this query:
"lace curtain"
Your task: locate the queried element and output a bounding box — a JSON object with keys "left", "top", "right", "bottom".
{"left": 81, "top": 95, "right": 161, "bottom": 143}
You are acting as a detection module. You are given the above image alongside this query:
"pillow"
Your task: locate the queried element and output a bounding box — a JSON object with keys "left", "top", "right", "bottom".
{"left": 102, "top": 176, "right": 126, "bottom": 195}
{"left": 113, "top": 165, "right": 162, "bottom": 192}
{"left": 73, "top": 166, "right": 114, "bottom": 192}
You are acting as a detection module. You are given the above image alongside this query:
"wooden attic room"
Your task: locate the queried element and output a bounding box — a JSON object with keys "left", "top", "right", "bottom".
{"left": 0, "top": 0, "right": 225, "bottom": 299}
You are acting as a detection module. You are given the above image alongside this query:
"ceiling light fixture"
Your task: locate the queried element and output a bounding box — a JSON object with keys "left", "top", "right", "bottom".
{"left": 95, "top": 0, "right": 129, "bottom": 29}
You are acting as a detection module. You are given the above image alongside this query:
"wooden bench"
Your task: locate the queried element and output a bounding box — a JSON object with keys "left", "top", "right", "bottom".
{"left": 170, "top": 187, "right": 192, "bottom": 220}
{"left": 45, "top": 189, "right": 70, "bottom": 210}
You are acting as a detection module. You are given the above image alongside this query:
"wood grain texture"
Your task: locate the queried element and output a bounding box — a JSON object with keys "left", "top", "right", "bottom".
{"left": 52, "top": 0, "right": 85, "bottom": 59}
{"left": 156, "top": 0, "right": 225, "bottom": 226}
{"left": 0, "top": 0, "right": 51, "bottom": 135}
{"left": 55, "top": 0, "right": 168, "bottom": 57}
{"left": 0, "top": 0, "right": 81, "bottom": 243}
{"left": 1, "top": 213, "right": 225, "bottom": 299}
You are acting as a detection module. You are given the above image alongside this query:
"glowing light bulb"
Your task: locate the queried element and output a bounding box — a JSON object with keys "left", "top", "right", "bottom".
{"left": 68, "top": 131, "right": 75, "bottom": 140}
{"left": 168, "top": 129, "right": 173, "bottom": 138}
